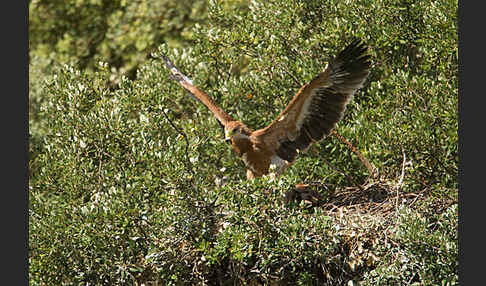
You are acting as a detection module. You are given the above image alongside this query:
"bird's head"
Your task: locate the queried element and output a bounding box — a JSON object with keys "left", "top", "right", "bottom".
{"left": 224, "top": 121, "right": 251, "bottom": 144}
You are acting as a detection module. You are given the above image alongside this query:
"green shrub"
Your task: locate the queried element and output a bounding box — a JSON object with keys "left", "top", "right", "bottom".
{"left": 362, "top": 204, "right": 458, "bottom": 286}
{"left": 29, "top": 0, "right": 457, "bottom": 284}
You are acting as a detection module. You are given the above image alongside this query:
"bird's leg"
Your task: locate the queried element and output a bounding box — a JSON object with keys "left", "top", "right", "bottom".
{"left": 246, "top": 169, "right": 256, "bottom": 180}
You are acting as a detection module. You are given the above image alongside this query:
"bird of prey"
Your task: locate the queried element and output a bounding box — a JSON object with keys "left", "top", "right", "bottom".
{"left": 162, "top": 39, "right": 371, "bottom": 180}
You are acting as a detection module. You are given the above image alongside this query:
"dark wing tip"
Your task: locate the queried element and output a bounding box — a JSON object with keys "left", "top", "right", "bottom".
{"left": 161, "top": 54, "right": 177, "bottom": 70}
{"left": 332, "top": 39, "right": 372, "bottom": 74}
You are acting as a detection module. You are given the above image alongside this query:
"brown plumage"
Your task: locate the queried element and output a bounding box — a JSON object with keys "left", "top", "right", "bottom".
{"left": 162, "top": 39, "right": 371, "bottom": 180}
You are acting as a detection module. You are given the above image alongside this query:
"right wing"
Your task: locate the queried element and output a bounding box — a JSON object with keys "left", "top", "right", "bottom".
{"left": 254, "top": 39, "right": 371, "bottom": 163}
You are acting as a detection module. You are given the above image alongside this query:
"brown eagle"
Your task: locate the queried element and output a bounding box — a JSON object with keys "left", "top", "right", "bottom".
{"left": 162, "top": 39, "right": 371, "bottom": 180}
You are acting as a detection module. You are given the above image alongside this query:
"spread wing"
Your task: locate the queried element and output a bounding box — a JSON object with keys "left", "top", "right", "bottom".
{"left": 161, "top": 55, "right": 235, "bottom": 126}
{"left": 255, "top": 39, "right": 371, "bottom": 162}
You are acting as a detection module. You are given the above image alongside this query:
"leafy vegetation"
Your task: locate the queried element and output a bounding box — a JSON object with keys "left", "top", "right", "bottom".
{"left": 29, "top": 0, "right": 457, "bottom": 284}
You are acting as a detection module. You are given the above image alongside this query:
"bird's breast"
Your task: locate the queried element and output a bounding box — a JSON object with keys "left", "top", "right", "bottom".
{"left": 230, "top": 136, "right": 275, "bottom": 177}
{"left": 240, "top": 144, "right": 277, "bottom": 177}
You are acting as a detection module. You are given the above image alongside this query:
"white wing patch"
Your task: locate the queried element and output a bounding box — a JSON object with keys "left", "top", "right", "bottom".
{"left": 294, "top": 64, "right": 331, "bottom": 133}
{"left": 294, "top": 91, "right": 314, "bottom": 130}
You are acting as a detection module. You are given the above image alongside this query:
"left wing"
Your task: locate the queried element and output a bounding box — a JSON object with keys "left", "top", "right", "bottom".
{"left": 255, "top": 39, "right": 371, "bottom": 162}
{"left": 161, "top": 55, "right": 235, "bottom": 127}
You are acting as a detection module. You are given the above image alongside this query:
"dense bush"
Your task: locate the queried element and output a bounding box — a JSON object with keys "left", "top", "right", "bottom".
{"left": 29, "top": 0, "right": 207, "bottom": 77}
{"left": 29, "top": 0, "right": 457, "bottom": 284}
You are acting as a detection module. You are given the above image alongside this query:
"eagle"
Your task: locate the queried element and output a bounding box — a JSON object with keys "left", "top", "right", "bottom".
{"left": 162, "top": 39, "right": 371, "bottom": 181}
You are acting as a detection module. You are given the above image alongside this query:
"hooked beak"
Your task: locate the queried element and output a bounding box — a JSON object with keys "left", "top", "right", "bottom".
{"left": 224, "top": 130, "right": 232, "bottom": 144}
